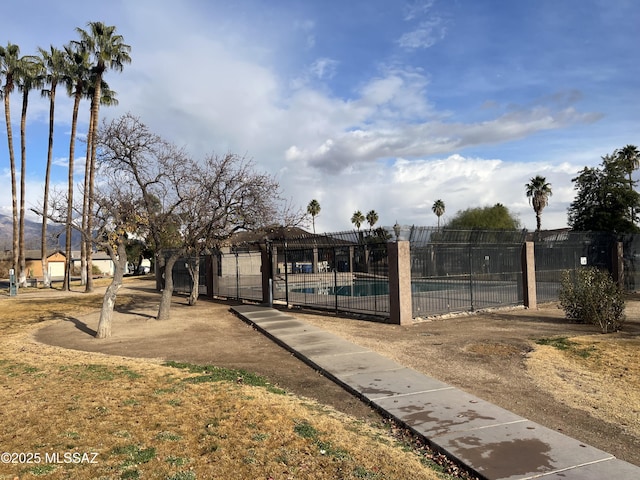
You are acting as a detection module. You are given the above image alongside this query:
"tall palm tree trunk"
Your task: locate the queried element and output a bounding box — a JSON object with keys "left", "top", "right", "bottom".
{"left": 63, "top": 91, "right": 82, "bottom": 291}
{"left": 629, "top": 172, "right": 635, "bottom": 225}
{"left": 80, "top": 108, "right": 93, "bottom": 289}
{"left": 41, "top": 81, "right": 56, "bottom": 288}
{"left": 18, "top": 90, "right": 28, "bottom": 287}
{"left": 4, "top": 94, "right": 18, "bottom": 278}
{"left": 84, "top": 81, "right": 101, "bottom": 293}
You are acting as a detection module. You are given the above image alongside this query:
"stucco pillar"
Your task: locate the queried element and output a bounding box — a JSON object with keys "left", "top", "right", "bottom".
{"left": 388, "top": 240, "right": 412, "bottom": 325}
{"left": 521, "top": 241, "right": 537, "bottom": 309}
{"left": 312, "top": 247, "right": 319, "bottom": 273}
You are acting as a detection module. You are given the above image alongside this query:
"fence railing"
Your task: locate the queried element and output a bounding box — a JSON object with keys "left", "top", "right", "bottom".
{"left": 409, "top": 234, "right": 524, "bottom": 316}
{"left": 269, "top": 241, "right": 391, "bottom": 317}
{"left": 168, "top": 228, "right": 639, "bottom": 322}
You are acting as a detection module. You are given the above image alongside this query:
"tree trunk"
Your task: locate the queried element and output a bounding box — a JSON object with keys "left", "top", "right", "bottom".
{"left": 81, "top": 97, "right": 94, "bottom": 289}
{"left": 18, "top": 90, "right": 28, "bottom": 287}
{"left": 95, "top": 242, "right": 127, "bottom": 339}
{"left": 63, "top": 91, "right": 82, "bottom": 291}
{"left": 4, "top": 93, "right": 18, "bottom": 280}
{"left": 41, "top": 81, "right": 56, "bottom": 289}
{"left": 85, "top": 74, "right": 102, "bottom": 294}
{"left": 157, "top": 253, "right": 179, "bottom": 320}
{"left": 187, "top": 254, "right": 200, "bottom": 306}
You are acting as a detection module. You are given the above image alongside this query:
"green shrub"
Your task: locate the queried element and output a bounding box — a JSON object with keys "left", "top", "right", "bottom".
{"left": 559, "top": 267, "right": 625, "bottom": 333}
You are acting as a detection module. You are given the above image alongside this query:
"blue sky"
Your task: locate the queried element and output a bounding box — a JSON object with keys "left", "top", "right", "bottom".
{"left": 1, "top": 0, "right": 639, "bottom": 232}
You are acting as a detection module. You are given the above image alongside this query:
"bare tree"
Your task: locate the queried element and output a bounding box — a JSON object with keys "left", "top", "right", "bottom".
{"left": 178, "top": 153, "right": 283, "bottom": 307}
{"left": 96, "top": 114, "right": 295, "bottom": 319}
{"left": 92, "top": 182, "right": 146, "bottom": 338}
{"left": 95, "top": 114, "right": 188, "bottom": 315}
{"left": 43, "top": 164, "right": 146, "bottom": 338}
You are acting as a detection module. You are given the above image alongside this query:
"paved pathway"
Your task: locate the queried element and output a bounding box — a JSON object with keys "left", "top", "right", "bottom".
{"left": 232, "top": 305, "right": 640, "bottom": 480}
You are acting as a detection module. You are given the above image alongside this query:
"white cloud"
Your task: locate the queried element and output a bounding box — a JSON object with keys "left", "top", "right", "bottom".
{"left": 398, "top": 0, "right": 446, "bottom": 49}
{"left": 398, "top": 19, "right": 447, "bottom": 49}
{"left": 284, "top": 102, "right": 601, "bottom": 173}
{"left": 403, "top": 0, "right": 436, "bottom": 21}
{"left": 309, "top": 58, "right": 339, "bottom": 80}
{"left": 284, "top": 153, "right": 583, "bottom": 233}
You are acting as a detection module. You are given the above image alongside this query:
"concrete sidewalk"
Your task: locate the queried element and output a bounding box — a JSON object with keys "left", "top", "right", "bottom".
{"left": 231, "top": 305, "right": 640, "bottom": 480}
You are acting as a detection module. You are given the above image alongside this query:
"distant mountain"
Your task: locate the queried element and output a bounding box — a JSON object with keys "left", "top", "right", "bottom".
{"left": 0, "top": 214, "right": 77, "bottom": 252}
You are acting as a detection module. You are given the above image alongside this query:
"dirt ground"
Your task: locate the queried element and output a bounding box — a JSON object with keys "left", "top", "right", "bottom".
{"left": 35, "top": 277, "right": 640, "bottom": 467}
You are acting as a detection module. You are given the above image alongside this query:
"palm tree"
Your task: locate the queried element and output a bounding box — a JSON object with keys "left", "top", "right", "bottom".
{"left": 62, "top": 42, "right": 91, "bottom": 290}
{"left": 432, "top": 199, "right": 445, "bottom": 229}
{"left": 366, "top": 210, "right": 379, "bottom": 232}
{"left": 16, "top": 54, "right": 44, "bottom": 286}
{"left": 0, "top": 43, "right": 22, "bottom": 277}
{"left": 80, "top": 78, "right": 119, "bottom": 285}
{"left": 306, "top": 199, "right": 320, "bottom": 233}
{"left": 617, "top": 144, "right": 640, "bottom": 186}
{"left": 616, "top": 145, "right": 640, "bottom": 224}
{"left": 75, "top": 21, "right": 131, "bottom": 292}
{"left": 351, "top": 210, "right": 365, "bottom": 231}
{"left": 525, "top": 176, "right": 552, "bottom": 232}
{"left": 39, "top": 45, "right": 66, "bottom": 288}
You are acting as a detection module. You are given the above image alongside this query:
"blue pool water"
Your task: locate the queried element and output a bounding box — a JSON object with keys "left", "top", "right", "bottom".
{"left": 291, "top": 280, "right": 454, "bottom": 297}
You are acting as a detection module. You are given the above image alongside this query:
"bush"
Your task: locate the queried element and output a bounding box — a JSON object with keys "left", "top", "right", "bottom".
{"left": 559, "top": 267, "right": 625, "bottom": 333}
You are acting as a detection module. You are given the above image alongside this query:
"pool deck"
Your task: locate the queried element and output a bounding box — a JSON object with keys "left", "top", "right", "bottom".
{"left": 231, "top": 304, "right": 640, "bottom": 480}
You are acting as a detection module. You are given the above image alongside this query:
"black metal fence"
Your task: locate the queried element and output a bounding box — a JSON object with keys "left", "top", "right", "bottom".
{"left": 269, "top": 230, "right": 392, "bottom": 317}
{"left": 171, "top": 256, "right": 209, "bottom": 296}
{"left": 169, "top": 228, "right": 640, "bottom": 321}
{"left": 214, "top": 249, "right": 263, "bottom": 301}
{"left": 409, "top": 229, "right": 526, "bottom": 316}
{"left": 531, "top": 231, "right": 618, "bottom": 303}
{"left": 621, "top": 234, "right": 640, "bottom": 291}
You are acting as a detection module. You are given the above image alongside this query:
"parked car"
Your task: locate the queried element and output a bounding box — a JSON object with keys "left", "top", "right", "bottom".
{"left": 138, "top": 265, "right": 150, "bottom": 274}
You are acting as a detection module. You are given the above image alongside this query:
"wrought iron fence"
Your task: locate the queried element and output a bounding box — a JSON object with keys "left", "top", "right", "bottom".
{"left": 621, "top": 234, "right": 640, "bottom": 291}
{"left": 270, "top": 230, "right": 391, "bottom": 317}
{"left": 171, "top": 256, "right": 209, "bottom": 296}
{"left": 409, "top": 228, "right": 525, "bottom": 316}
{"left": 168, "top": 228, "right": 640, "bottom": 321}
{"left": 532, "top": 231, "right": 617, "bottom": 303}
{"left": 212, "top": 249, "right": 263, "bottom": 301}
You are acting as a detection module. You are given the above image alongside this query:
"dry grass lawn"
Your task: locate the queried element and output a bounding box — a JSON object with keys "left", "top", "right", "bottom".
{"left": 0, "top": 283, "right": 451, "bottom": 480}
{"left": 527, "top": 333, "right": 640, "bottom": 438}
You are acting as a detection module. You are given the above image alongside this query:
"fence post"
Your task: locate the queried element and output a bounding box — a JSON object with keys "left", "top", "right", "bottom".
{"left": 521, "top": 241, "right": 537, "bottom": 309}
{"left": 210, "top": 254, "right": 219, "bottom": 297}
{"left": 611, "top": 241, "right": 624, "bottom": 287}
{"left": 312, "top": 247, "right": 319, "bottom": 273}
{"left": 261, "top": 245, "right": 271, "bottom": 305}
{"left": 389, "top": 240, "right": 412, "bottom": 325}
{"left": 206, "top": 254, "right": 215, "bottom": 298}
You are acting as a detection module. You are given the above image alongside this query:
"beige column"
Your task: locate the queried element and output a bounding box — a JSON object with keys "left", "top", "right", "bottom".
{"left": 521, "top": 241, "right": 537, "bottom": 309}
{"left": 388, "top": 240, "right": 412, "bottom": 325}
{"left": 312, "top": 247, "right": 319, "bottom": 273}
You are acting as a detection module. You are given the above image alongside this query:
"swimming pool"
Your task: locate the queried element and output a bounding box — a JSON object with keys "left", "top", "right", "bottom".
{"left": 291, "top": 279, "right": 456, "bottom": 297}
